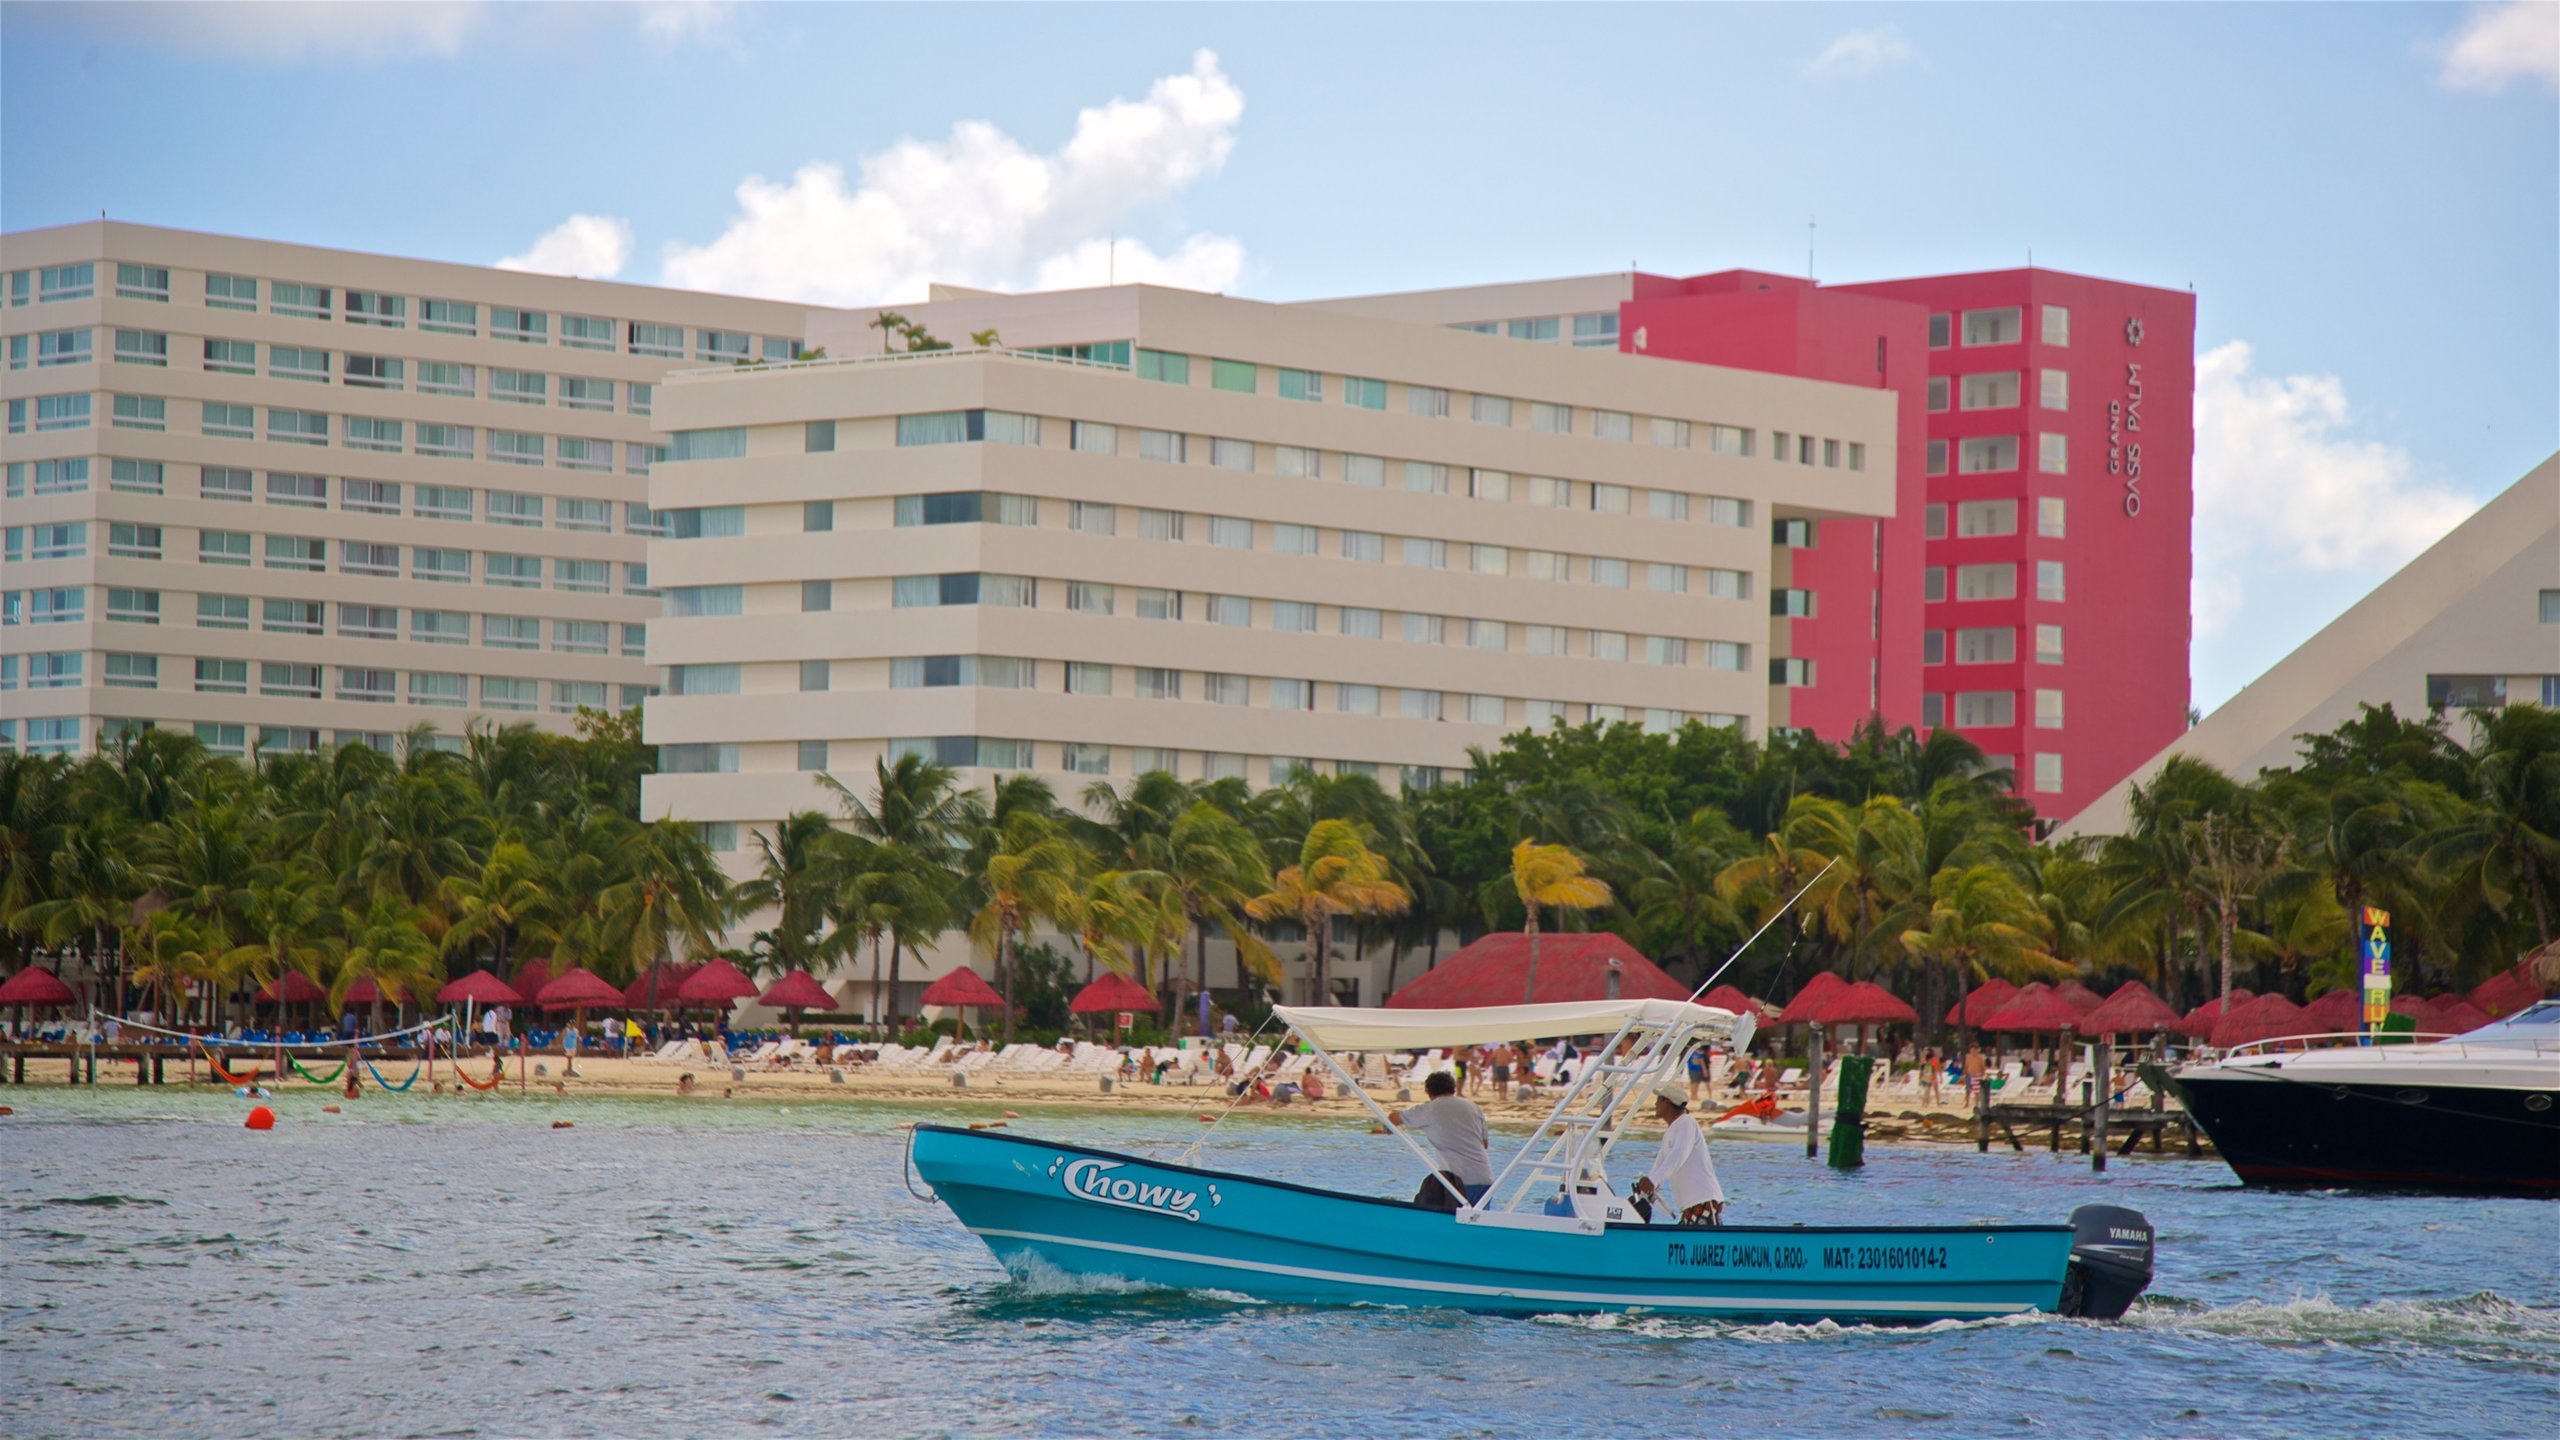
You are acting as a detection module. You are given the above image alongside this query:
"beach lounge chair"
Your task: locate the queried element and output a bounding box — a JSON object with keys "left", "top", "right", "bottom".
{"left": 1777, "top": 1067, "right": 1805, "bottom": 1090}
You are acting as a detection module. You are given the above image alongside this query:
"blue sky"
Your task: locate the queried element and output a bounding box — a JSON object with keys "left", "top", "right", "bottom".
{"left": 6, "top": 2, "right": 2554, "bottom": 712}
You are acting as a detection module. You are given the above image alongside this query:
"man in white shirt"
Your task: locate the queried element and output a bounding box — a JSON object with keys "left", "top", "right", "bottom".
{"left": 1633, "top": 1082, "right": 1725, "bottom": 1226}
{"left": 1389, "top": 1071, "right": 1494, "bottom": 1207}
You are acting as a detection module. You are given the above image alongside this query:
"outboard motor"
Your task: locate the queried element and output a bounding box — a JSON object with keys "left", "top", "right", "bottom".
{"left": 2058, "top": 1204, "right": 2154, "bottom": 1320}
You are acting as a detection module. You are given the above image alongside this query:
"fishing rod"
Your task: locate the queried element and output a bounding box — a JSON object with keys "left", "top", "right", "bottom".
{"left": 1684, "top": 855, "right": 1838, "bottom": 1006}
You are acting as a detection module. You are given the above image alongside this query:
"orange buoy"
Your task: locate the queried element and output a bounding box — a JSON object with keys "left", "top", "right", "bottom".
{"left": 321, "top": 1105, "right": 341, "bottom": 1114}
{"left": 245, "top": 1106, "right": 276, "bottom": 1131}
{"left": 0, "top": 1105, "right": 14, "bottom": 1116}
{"left": 551, "top": 1120, "right": 574, "bottom": 1129}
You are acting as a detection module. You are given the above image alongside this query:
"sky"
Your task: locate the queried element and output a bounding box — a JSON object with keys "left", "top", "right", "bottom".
{"left": 4, "top": 1, "right": 2554, "bottom": 713}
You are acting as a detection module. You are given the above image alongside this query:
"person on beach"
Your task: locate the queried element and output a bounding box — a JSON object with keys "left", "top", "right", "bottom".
{"left": 1491, "top": 1047, "right": 1514, "bottom": 1101}
{"left": 1632, "top": 1083, "right": 1725, "bottom": 1226}
{"left": 562, "top": 1021, "right": 581, "bottom": 1078}
{"left": 1686, "top": 1045, "right": 1710, "bottom": 1106}
{"left": 342, "top": 1046, "right": 362, "bottom": 1100}
{"left": 1920, "top": 1047, "right": 1943, "bottom": 1105}
{"left": 1963, "top": 1044, "right": 1987, "bottom": 1104}
{"left": 1387, "top": 1071, "right": 1493, "bottom": 1206}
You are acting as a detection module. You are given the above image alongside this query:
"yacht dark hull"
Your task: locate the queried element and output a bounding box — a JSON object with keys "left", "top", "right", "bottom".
{"left": 2173, "top": 1071, "right": 2560, "bottom": 1194}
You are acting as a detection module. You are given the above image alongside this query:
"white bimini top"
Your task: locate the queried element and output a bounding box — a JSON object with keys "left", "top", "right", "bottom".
{"left": 1273, "top": 999, "right": 1745, "bottom": 1054}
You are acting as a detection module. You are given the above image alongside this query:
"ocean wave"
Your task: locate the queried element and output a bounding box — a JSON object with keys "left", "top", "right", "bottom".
{"left": 2129, "top": 1289, "right": 2560, "bottom": 1357}
{"left": 1530, "top": 1309, "right": 2056, "bottom": 1342}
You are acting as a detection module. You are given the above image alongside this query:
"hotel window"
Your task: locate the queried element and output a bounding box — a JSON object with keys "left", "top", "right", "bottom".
{"left": 489, "top": 430, "right": 544, "bottom": 466}
{"left": 1341, "top": 530, "right": 1384, "bottom": 562}
{"left": 1340, "top": 454, "right": 1385, "bottom": 488}
{"left": 1471, "top": 470, "right": 1512, "bottom": 502}
{"left": 1058, "top": 742, "right": 1112, "bottom": 776}
{"left": 799, "top": 658, "right": 833, "bottom": 692}
{"left": 1573, "top": 312, "right": 1620, "bottom": 347}
{"left": 2427, "top": 674, "right": 2509, "bottom": 708}
{"left": 2542, "top": 590, "right": 2560, "bottom": 623}
{"left": 627, "top": 321, "right": 682, "bottom": 357}
{"left": 1277, "top": 368, "right": 1323, "bottom": 402}
{"left": 485, "top": 490, "right": 543, "bottom": 527}
{"left": 29, "top": 587, "right": 85, "bottom": 624}
{"left": 406, "top": 485, "right": 469, "bottom": 522}
{"left": 1275, "top": 445, "right": 1323, "bottom": 478}
{"left": 1921, "top": 693, "right": 1945, "bottom": 729}
{"left": 1588, "top": 482, "right": 1631, "bottom": 516}
{"left": 26, "top": 652, "right": 84, "bottom": 690}
{"left": 1205, "top": 595, "right": 1250, "bottom": 627}
{"left": 560, "top": 314, "right": 611, "bottom": 350}
{"left": 1068, "top": 501, "right": 1116, "bottom": 536}
{"left": 198, "top": 339, "right": 258, "bottom": 378}
{"left": 204, "top": 272, "right": 257, "bottom": 311}
{"left": 1464, "top": 695, "right": 1506, "bottom": 725}
{"left": 1209, "top": 437, "right": 1253, "bottom": 470}
{"left": 1203, "top": 673, "right": 1248, "bottom": 707}
{"left": 2035, "top": 689, "right": 2065, "bottom": 730}
{"left": 1471, "top": 394, "right": 1513, "bottom": 426}
{"left": 32, "top": 522, "right": 89, "bottom": 561}
{"left": 560, "top": 560, "right": 609, "bottom": 595}
{"left": 261, "top": 663, "right": 322, "bottom": 699}
{"left": 1927, "top": 376, "right": 1949, "bottom": 412}
{"left": 1530, "top": 402, "right": 1573, "bottom": 434}
{"left": 1341, "top": 606, "right": 1383, "bottom": 639}
{"left": 270, "top": 282, "right": 330, "bottom": 320}
{"left": 2038, "top": 433, "right": 2068, "bottom": 475}
{"left": 1134, "top": 348, "right": 1190, "bottom": 384}
{"left": 486, "top": 553, "right": 543, "bottom": 589}
{"left": 337, "top": 667, "right": 396, "bottom": 704}
{"left": 1647, "top": 563, "right": 1687, "bottom": 594}
{"left": 336, "top": 541, "right": 396, "bottom": 578}
{"left": 263, "top": 534, "right": 326, "bottom": 572}
{"left": 1954, "top": 691, "right": 2015, "bottom": 727}
{"left": 1070, "top": 420, "right": 1117, "bottom": 456}
{"left": 1649, "top": 418, "right": 1691, "bottom": 449}
{"left": 1197, "top": 515, "right": 1251, "bottom": 551}
{"left": 1772, "top": 589, "right": 1815, "bottom": 618}
{"left": 262, "top": 599, "right": 324, "bottom": 635}
{"left": 552, "top": 680, "right": 606, "bottom": 715}
{"left": 1135, "top": 588, "right": 1181, "bottom": 621}
{"left": 1135, "top": 667, "right": 1182, "bottom": 701}
{"left": 1593, "top": 410, "right": 1634, "bottom": 442}
{"left": 1336, "top": 683, "right": 1380, "bottom": 716}
{"left": 195, "top": 659, "right": 248, "bottom": 695}
{"left": 2040, "top": 306, "right": 2070, "bottom": 346}
{"left": 1923, "top": 630, "right": 1946, "bottom": 665}
{"left": 1925, "top": 503, "right": 1948, "bottom": 539}
{"left": 1956, "top": 627, "right": 2016, "bottom": 664}
{"left": 1402, "top": 537, "right": 1448, "bottom": 569}
{"left": 411, "top": 610, "right": 467, "bottom": 646}
{"left": 1957, "top": 436, "right": 2018, "bottom": 473}
{"left": 38, "top": 264, "right": 94, "bottom": 301}
{"left": 1403, "top": 461, "right": 1449, "bottom": 494}
{"left": 480, "top": 677, "right": 538, "bottom": 713}
{"left": 30, "top": 459, "right": 89, "bottom": 495}
{"left": 1824, "top": 438, "right": 1841, "bottom": 467}
{"left": 1210, "top": 358, "right": 1257, "bottom": 394}
{"left": 1066, "top": 582, "right": 1115, "bottom": 615}
{"left": 1707, "top": 424, "right": 1752, "bottom": 457}
{"left": 1407, "top": 385, "right": 1451, "bottom": 418}
{"left": 2035, "top": 625, "right": 2064, "bottom": 665}
{"left": 1467, "top": 619, "right": 1509, "bottom": 651}
{"left": 1955, "top": 564, "right": 2016, "bottom": 601}
{"left": 344, "top": 416, "right": 402, "bottom": 453}
{"left": 1526, "top": 476, "right": 1572, "bottom": 509}
{"left": 1339, "top": 375, "right": 1387, "bottom": 410}
{"left": 1927, "top": 569, "right": 1952, "bottom": 605}
{"left": 1645, "top": 636, "right": 1689, "bottom": 666}
{"left": 1645, "top": 490, "right": 1690, "bottom": 522}
{"left": 197, "top": 593, "right": 249, "bottom": 630}
{"left": 114, "top": 329, "right": 167, "bottom": 367}
{"left": 1270, "top": 679, "right": 1315, "bottom": 711}
{"left": 400, "top": 672, "right": 465, "bottom": 709}
{"left": 629, "top": 383, "right": 653, "bottom": 416}
{"left": 1402, "top": 614, "right": 1445, "bottom": 645}
{"left": 345, "top": 290, "right": 404, "bottom": 327}
{"left": 1274, "top": 523, "right": 1319, "bottom": 555}
{"left": 1273, "top": 601, "right": 1318, "bottom": 633}
{"left": 493, "top": 368, "right": 548, "bottom": 405}
{"left": 112, "top": 395, "right": 166, "bottom": 431}
{"left": 1507, "top": 317, "right": 1560, "bottom": 341}
{"left": 2037, "top": 560, "right": 2066, "bottom": 602}
{"left": 1138, "top": 428, "right": 1187, "bottom": 463}
{"left": 1589, "top": 557, "right": 1629, "bottom": 589}
{"left": 1400, "top": 689, "right": 1442, "bottom": 721}
{"left": 408, "top": 298, "right": 474, "bottom": 336}
{"left": 1961, "top": 307, "right": 2021, "bottom": 346}
{"left": 2036, "top": 496, "right": 2067, "bottom": 539}
{"left": 339, "top": 353, "right": 404, "bottom": 391}
{"left": 1522, "top": 550, "right": 1565, "bottom": 581}
{"left": 1473, "top": 544, "right": 1510, "bottom": 576}
{"left": 1927, "top": 313, "right": 1951, "bottom": 348}
{"left": 1956, "top": 499, "right": 2018, "bottom": 537}
{"left": 2033, "top": 753, "right": 2063, "bottom": 794}
{"left": 107, "top": 588, "right": 160, "bottom": 625}
{"left": 265, "top": 408, "right": 327, "bottom": 446}
{"left": 557, "top": 498, "right": 609, "bottom": 533}
{"left": 493, "top": 308, "right": 549, "bottom": 345}
{"left": 1926, "top": 439, "right": 1949, "bottom": 476}
{"left": 32, "top": 394, "right": 90, "bottom": 431}
{"left": 2040, "top": 369, "right": 2068, "bottom": 410}
{"left": 1139, "top": 508, "right": 1185, "bottom": 542}
{"left": 413, "top": 548, "right": 470, "bottom": 584}
{"left": 418, "top": 361, "right": 476, "bottom": 398}
{"left": 800, "top": 579, "right": 830, "bottom": 611}
{"left": 1960, "top": 372, "right": 2020, "bottom": 410}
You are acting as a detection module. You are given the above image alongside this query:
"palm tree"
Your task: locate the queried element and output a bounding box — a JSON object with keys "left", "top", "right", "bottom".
{"left": 736, "top": 811, "right": 843, "bottom": 978}
{"left": 970, "top": 811, "right": 1088, "bottom": 1040}
{"left": 598, "top": 818, "right": 737, "bottom": 988}
{"left": 1160, "top": 802, "right": 1275, "bottom": 1028}
{"left": 1630, "top": 809, "right": 1747, "bottom": 985}
{"left": 825, "top": 756, "right": 971, "bottom": 1033}
{"left": 1247, "top": 820, "right": 1409, "bottom": 1005}
{"left": 1082, "top": 869, "right": 1187, "bottom": 994}
{"left": 2190, "top": 804, "right": 2290, "bottom": 1015}
{"left": 2424, "top": 705, "right": 2560, "bottom": 946}
{"left": 0, "top": 753, "right": 79, "bottom": 967}
{"left": 1508, "top": 839, "right": 1612, "bottom": 1001}
{"left": 1898, "top": 864, "right": 2070, "bottom": 1048}
{"left": 1789, "top": 795, "right": 1925, "bottom": 983}
{"left": 440, "top": 841, "right": 563, "bottom": 983}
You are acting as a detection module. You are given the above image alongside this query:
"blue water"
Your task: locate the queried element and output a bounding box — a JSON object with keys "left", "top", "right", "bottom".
{"left": 3, "top": 1087, "right": 2553, "bottom": 1438}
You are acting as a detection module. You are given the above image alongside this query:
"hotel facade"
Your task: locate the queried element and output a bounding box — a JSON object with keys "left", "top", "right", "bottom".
{"left": 639, "top": 283, "right": 1898, "bottom": 857}
{"left": 0, "top": 221, "right": 806, "bottom": 759}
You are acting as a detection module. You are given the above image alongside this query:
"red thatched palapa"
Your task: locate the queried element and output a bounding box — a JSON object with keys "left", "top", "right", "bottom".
{"left": 1070, "top": 972, "right": 1161, "bottom": 1015}
{"left": 2300, "top": 988, "right": 2362, "bottom": 1033}
{"left": 757, "top": 971, "right": 839, "bottom": 1013}
{"left": 434, "top": 970, "right": 525, "bottom": 1006}
{"left": 1383, "top": 933, "right": 1685, "bottom": 1008}
{"left": 1981, "top": 983, "right": 2087, "bottom": 1033}
{"left": 1773, "top": 972, "right": 1848, "bottom": 1026}
{"left": 2428, "top": 996, "right": 2492, "bottom": 1034}
{"left": 921, "top": 966, "right": 1004, "bottom": 1008}
{"left": 623, "top": 962, "right": 700, "bottom": 1010}
{"left": 0, "top": 967, "right": 76, "bottom": 1007}
{"left": 2211, "top": 993, "right": 2314, "bottom": 1049}
{"left": 2081, "top": 980, "right": 2181, "bottom": 1035}
{"left": 254, "top": 971, "right": 327, "bottom": 1004}
{"left": 2180, "top": 989, "right": 2254, "bottom": 1038}
{"left": 2470, "top": 962, "right": 2549, "bottom": 1018}
{"left": 1809, "top": 981, "right": 1918, "bottom": 1027}
{"left": 535, "top": 966, "right": 623, "bottom": 1011}
{"left": 1696, "top": 984, "right": 1773, "bottom": 1019}
{"left": 676, "top": 958, "right": 759, "bottom": 1005}
{"left": 1944, "top": 978, "right": 2017, "bottom": 1028}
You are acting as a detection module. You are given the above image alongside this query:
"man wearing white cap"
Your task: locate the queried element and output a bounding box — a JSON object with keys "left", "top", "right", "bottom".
{"left": 1633, "top": 1082, "right": 1725, "bottom": 1226}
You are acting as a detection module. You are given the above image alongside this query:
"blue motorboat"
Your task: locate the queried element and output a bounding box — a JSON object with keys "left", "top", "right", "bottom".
{"left": 908, "top": 998, "right": 2155, "bottom": 1323}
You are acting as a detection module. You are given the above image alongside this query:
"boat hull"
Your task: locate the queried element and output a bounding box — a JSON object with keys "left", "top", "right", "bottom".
{"left": 911, "top": 1125, "right": 2078, "bottom": 1322}
{"left": 2173, "top": 1070, "right": 2560, "bottom": 1194}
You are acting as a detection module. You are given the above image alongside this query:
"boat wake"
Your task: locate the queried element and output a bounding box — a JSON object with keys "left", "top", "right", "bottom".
{"left": 974, "top": 1251, "right": 1270, "bottom": 1316}
{"left": 1529, "top": 1309, "right": 2058, "bottom": 1342}
{"left": 2126, "top": 1289, "right": 2560, "bottom": 1363}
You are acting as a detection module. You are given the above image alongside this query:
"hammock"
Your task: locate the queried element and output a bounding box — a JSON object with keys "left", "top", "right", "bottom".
{"left": 363, "top": 1057, "right": 423, "bottom": 1092}
{"left": 193, "top": 1038, "right": 268, "bottom": 1087}
{"left": 288, "top": 1056, "right": 349, "bottom": 1085}
{"left": 453, "top": 1059, "right": 507, "bottom": 1092}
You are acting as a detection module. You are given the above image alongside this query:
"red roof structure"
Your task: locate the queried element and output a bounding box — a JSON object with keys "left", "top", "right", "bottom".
{"left": 2428, "top": 996, "right": 2492, "bottom": 1034}
{"left": 2180, "top": 989, "right": 2254, "bottom": 1038}
{"left": 1070, "top": 972, "right": 1161, "bottom": 1015}
{"left": 1773, "top": 971, "right": 1848, "bottom": 1026}
{"left": 343, "top": 976, "right": 407, "bottom": 1006}
{"left": 0, "top": 967, "right": 76, "bottom": 1007}
{"left": 535, "top": 966, "right": 623, "bottom": 1011}
{"left": 1382, "top": 933, "right": 1685, "bottom": 1009}
{"left": 254, "top": 971, "right": 327, "bottom": 1004}
{"left": 434, "top": 970, "right": 526, "bottom": 1006}
{"left": 2211, "top": 993, "right": 2314, "bottom": 1049}
{"left": 1810, "top": 981, "right": 1918, "bottom": 1027}
{"left": 921, "top": 966, "right": 1004, "bottom": 1008}
{"left": 1944, "top": 978, "right": 2017, "bottom": 1028}
{"left": 623, "top": 962, "right": 700, "bottom": 1010}
{"left": 1982, "top": 983, "right": 2087, "bottom": 1033}
{"left": 1697, "top": 984, "right": 1772, "bottom": 1018}
{"left": 2082, "top": 981, "right": 2182, "bottom": 1035}
{"left": 509, "top": 956, "right": 555, "bottom": 1000}
{"left": 2470, "top": 962, "right": 2549, "bottom": 1018}
{"left": 2300, "top": 988, "right": 2361, "bottom": 1033}
{"left": 676, "top": 958, "right": 759, "bottom": 1005}
{"left": 2054, "top": 982, "right": 2107, "bottom": 1017}
{"left": 757, "top": 971, "right": 839, "bottom": 1013}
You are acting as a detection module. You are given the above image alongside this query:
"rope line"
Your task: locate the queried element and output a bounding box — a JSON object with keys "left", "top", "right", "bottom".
{"left": 97, "top": 1008, "right": 455, "bottom": 1051}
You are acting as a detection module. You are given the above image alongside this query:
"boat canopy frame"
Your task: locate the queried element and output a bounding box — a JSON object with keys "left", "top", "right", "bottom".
{"left": 1268, "top": 999, "right": 1755, "bottom": 1231}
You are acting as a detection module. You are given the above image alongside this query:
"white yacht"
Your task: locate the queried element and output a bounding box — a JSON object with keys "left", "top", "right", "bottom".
{"left": 2171, "top": 1000, "right": 2560, "bottom": 1193}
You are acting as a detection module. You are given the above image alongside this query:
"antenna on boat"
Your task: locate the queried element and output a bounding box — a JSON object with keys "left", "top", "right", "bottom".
{"left": 1686, "top": 856, "right": 1838, "bottom": 1005}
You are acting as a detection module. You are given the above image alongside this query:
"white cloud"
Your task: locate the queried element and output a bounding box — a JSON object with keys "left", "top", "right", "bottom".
{"left": 497, "top": 214, "right": 635, "bottom": 280}
{"left": 2435, "top": 1, "right": 2560, "bottom": 92}
{"left": 634, "top": 1, "right": 737, "bottom": 46}
{"left": 2190, "top": 339, "right": 2478, "bottom": 639}
{"left": 658, "top": 50, "right": 1246, "bottom": 305}
{"left": 1806, "top": 25, "right": 1918, "bottom": 78}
